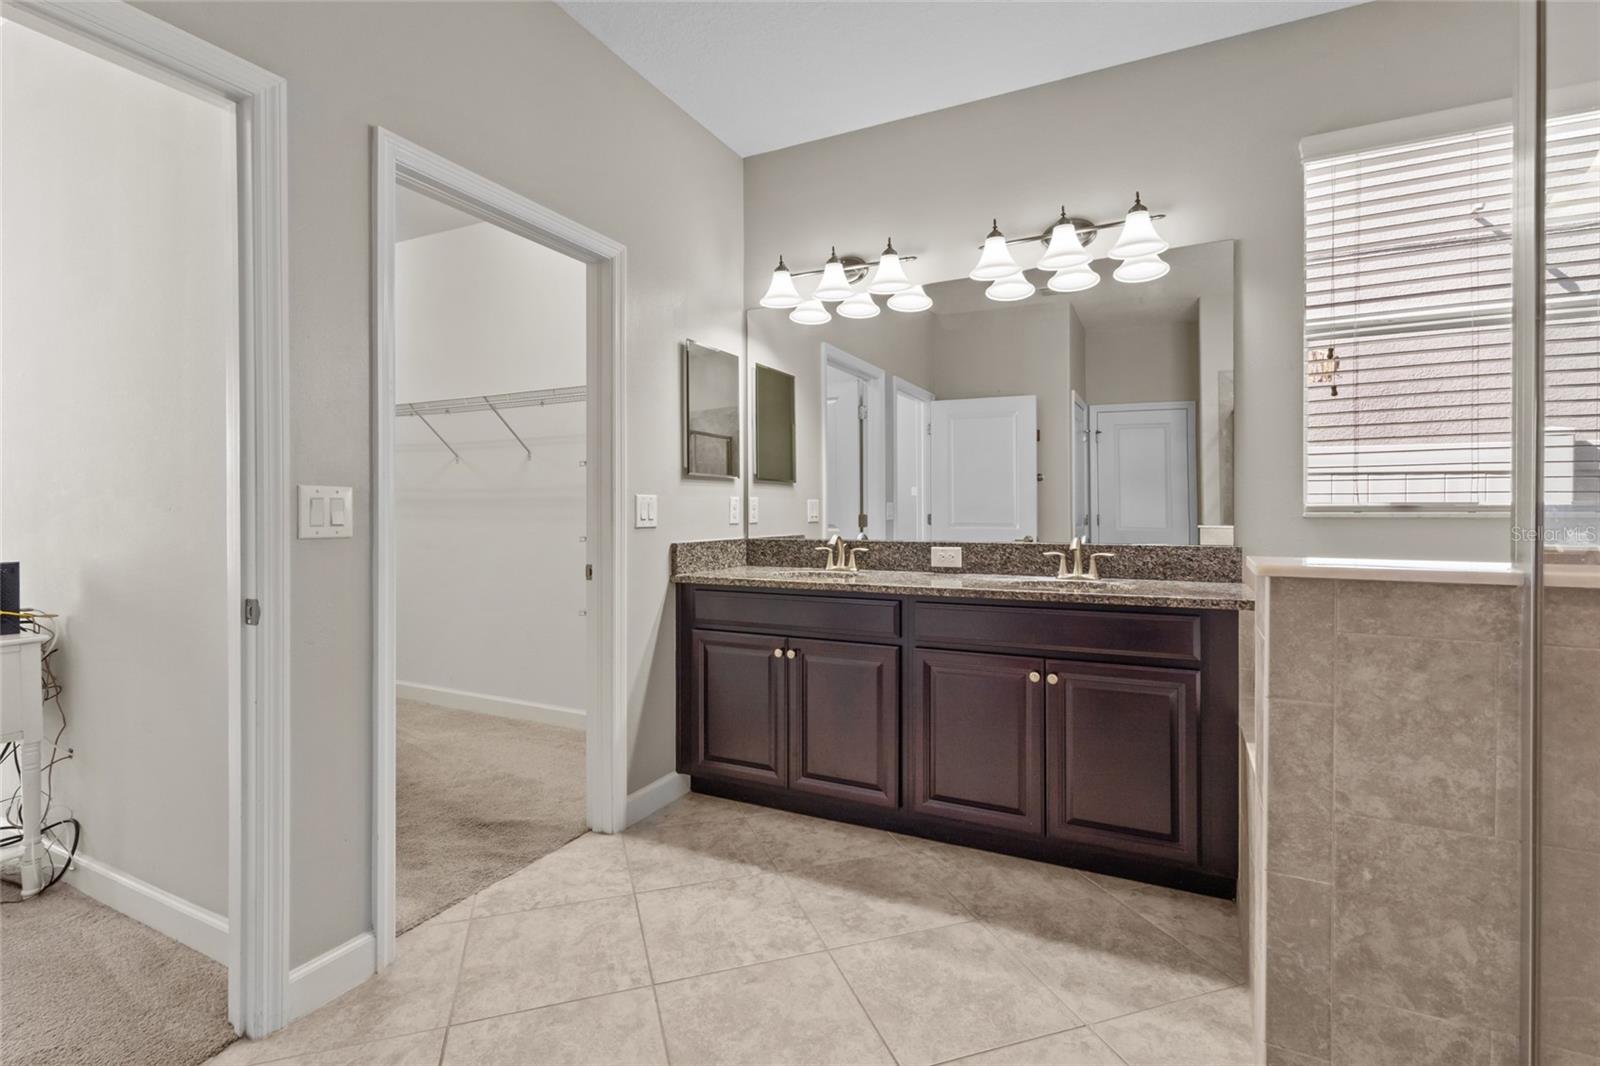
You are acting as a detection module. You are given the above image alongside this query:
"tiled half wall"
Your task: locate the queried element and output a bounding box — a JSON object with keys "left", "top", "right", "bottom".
{"left": 1254, "top": 577, "right": 1527, "bottom": 1066}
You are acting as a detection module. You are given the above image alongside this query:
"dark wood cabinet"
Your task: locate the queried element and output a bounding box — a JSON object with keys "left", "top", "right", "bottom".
{"left": 788, "top": 639, "right": 899, "bottom": 808}
{"left": 678, "top": 585, "right": 1239, "bottom": 898}
{"left": 1045, "top": 660, "right": 1200, "bottom": 864}
{"left": 907, "top": 649, "right": 1045, "bottom": 835}
{"left": 686, "top": 629, "right": 788, "bottom": 787}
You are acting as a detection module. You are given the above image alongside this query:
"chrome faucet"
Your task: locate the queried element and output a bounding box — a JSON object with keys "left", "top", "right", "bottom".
{"left": 1043, "top": 537, "right": 1115, "bottom": 581}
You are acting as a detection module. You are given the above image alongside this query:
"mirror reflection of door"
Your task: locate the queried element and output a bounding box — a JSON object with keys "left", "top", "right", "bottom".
{"left": 1090, "top": 402, "right": 1196, "bottom": 545}
{"left": 1072, "top": 393, "right": 1090, "bottom": 542}
{"left": 824, "top": 364, "right": 863, "bottom": 537}
{"left": 891, "top": 379, "right": 933, "bottom": 541}
{"left": 929, "top": 396, "right": 1039, "bottom": 542}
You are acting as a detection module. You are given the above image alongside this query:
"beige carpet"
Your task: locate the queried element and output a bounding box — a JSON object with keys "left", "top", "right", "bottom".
{"left": 396, "top": 699, "right": 586, "bottom": 933}
{"left": 0, "top": 883, "right": 236, "bottom": 1066}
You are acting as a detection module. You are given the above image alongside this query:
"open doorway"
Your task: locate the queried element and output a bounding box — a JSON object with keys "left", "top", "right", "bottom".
{"left": 386, "top": 186, "right": 590, "bottom": 932}
{"left": 0, "top": 5, "right": 292, "bottom": 1056}
{"left": 371, "top": 130, "right": 627, "bottom": 971}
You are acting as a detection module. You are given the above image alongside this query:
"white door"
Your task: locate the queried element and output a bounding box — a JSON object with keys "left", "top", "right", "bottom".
{"left": 1090, "top": 402, "right": 1196, "bottom": 545}
{"left": 824, "top": 364, "right": 863, "bottom": 537}
{"left": 930, "top": 396, "right": 1038, "bottom": 541}
{"left": 1072, "top": 394, "right": 1090, "bottom": 542}
{"left": 891, "top": 380, "right": 932, "bottom": 541}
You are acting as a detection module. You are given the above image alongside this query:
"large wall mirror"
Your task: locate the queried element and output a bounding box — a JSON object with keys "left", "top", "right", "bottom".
{"left": 682, "top": 339, "right": 740, "bottom": 479}
{"left": 743, "top": 239, "right": 1235, "bottom": 545}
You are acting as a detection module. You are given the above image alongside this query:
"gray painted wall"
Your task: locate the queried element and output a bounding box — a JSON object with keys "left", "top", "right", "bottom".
{"left": 744, "top": 1, "right": 1542, "bottom": 561}
{"left": 142, "top": 0, "right": 746, "bottom": 966}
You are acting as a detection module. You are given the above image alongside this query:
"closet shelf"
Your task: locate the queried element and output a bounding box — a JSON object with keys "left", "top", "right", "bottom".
{"left": 397, "top": 386, "right": 585, "bottom": 462}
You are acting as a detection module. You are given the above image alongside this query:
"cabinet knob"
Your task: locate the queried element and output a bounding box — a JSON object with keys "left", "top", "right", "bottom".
{"left": 1028, "top": 671, "right": 1042, "bottom": 683}
{"left": 785, "top": 650, "right": 796, "bottom": 659}
{"left": 1047, "top": 673, "right": 1059, "bottom": 685}
{"left": 773, "top": 648, "right": 784, "bottom": 658}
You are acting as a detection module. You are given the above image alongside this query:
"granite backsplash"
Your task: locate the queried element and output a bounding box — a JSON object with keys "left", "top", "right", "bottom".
{"left": 671, "top": 537, "right": 1242, "bottom": 584}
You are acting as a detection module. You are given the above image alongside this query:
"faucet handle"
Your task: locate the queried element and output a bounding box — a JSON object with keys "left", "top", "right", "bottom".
{"left": 1088, "top": 552, "right": 1116, "bottom": 581}
{"left": 814, "top": 545, "right": 836, "bottom": 570}
{"left": 1042, "top": 550, "right": 1069, "bottom": 579}
{"left": 846, "top": 546, "right": 870, "bottom": 571}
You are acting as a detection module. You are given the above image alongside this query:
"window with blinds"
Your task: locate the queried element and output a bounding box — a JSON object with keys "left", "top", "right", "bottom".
{"left": 1302, "top": 109, "right": 1600, "bottom": 514}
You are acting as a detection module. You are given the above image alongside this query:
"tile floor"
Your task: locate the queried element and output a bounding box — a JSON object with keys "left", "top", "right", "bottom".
{"left": 209, "top": 794, "right": 1251, "bottom": 1066}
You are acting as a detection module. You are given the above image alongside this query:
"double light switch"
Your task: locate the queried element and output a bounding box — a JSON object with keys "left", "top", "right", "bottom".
{"left": 299, "top": 485, "right": 354, "bottom": 539}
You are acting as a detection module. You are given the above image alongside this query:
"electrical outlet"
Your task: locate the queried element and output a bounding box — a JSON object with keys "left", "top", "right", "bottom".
{"left": 748, "top": 496, "right": 760, "bottom": 524}
{"left": 806, "top": 498, "right": 821, "bottom": 523}
{"left": 728, "top": 496, "right": 741, "bottom": 525}
{"left": 931, "top": 546, "right": 963, "bottom": 569}
{"left": 634, "top": 493, "right": 658, "bottom": 529}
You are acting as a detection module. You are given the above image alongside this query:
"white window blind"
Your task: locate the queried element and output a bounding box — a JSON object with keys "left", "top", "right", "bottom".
{"left": 1302, "top": 110, "right": 1600, "bottom": 514}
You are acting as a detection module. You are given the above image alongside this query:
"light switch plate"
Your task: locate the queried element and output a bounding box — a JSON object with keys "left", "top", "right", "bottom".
{"left": 931, "top": 546, "right": 963, "bottom": 569}
{"left": 299, "top": 485, "right": 354, "bottom": 539}
{"left": 806, "top": 499, "right": 821, "bottom": 523}
{"left": 728, "top": 496, "right": 742, "bottom": 525}
{"left": 634, "top": 493, "right": 658, "bottom": 529}
{"left": 748, "top": 497, "right": 760, "bottom": 524}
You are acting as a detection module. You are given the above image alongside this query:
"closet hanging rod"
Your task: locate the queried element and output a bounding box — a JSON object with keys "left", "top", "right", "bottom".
{"left": 395, "top": 385, "right": 586, "bottom": 418}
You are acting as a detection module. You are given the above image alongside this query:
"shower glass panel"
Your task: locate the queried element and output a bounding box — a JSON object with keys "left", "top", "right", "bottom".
{"left": 1538, "top": 3, "right": 1600, "bottom": 1061}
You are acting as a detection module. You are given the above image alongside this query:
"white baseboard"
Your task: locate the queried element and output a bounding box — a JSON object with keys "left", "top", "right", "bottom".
{"left": 396, "top": 681, "right": 584, "bottom": 732}
{"left": 40, "top": 840, "right": 228, "bottom": 963}
{"left": 624, "top": 771, "right": 690, "bottom": 827}
{"left": 288, "top": 932, "right": 376, "bottom": 1021}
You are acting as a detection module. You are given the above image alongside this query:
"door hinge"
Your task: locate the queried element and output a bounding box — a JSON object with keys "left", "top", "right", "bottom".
{"left": 243, "top": 598, "right": 261, "bottom": 626}
{"left": 858, "top": 512, "right": 868, "bottom": 530}
{"left": 927, "top": 513, "right": 933, "bottom": 526}
{"left": 585, "top": 564, "right": 593, "bottom": 581}
{"left": 1036, "top": 430, "right": 1041, "bottom": 442}
{"left": 858, "top": 404, "right": 868, "bottom": 421}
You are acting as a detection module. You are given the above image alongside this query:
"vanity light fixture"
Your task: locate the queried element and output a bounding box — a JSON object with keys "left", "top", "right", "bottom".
{"left": 789, "top": 298, "right": 832, "bottom": 325}
{"left": 837, "top": 292, "right": 882, "bottom": 319}
{"left": 1112, "top": 253, "right": 1171, "bottom": 284}
{"left": 970, "top": 221, "right": 1021, "bottom": 281}
{"left": 1108, "top": 192, "right": 1169, "bottom": 260}
{"left": 812, "top": 248, "right": 855, "bottom": 302}
{"left": 759, "top": 255, "right": 803, "bottom": 309}
{"left": 867, "top": 239, "right": 912, "bottom": 295}
{"left": 1047, "top": 264, "right": 1101, "bottom": 292}
{"left": 887, "top": 285, "right": 933, "bottom": 313}
{"left": 1036, "top": 210, "right": 1093, "bottom": 271}
{"left": 986, "top": 271, "right": 1036, "bottom": 302}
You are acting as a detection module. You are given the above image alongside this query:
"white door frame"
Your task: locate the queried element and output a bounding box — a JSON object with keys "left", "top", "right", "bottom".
{"left": 1072, "top": 392, "right": 1090, "bottom": 541}
{"left": 819, "top": 343, "right": 887, "bottom": 539}
{"left": 371, "top": 129, "right": 628, "bottom": 972}
{"left": 2, "top": 0, "right": 293, "bottom": 1037}
{"left": 1088, "top": 400, "right": 1197, "bottom": 544}
{"left": 888, "top": 377, "right": 933, "bottom": 540}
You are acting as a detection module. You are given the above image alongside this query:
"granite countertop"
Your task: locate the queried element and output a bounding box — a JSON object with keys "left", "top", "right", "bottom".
{"left": 673, "top": 565, "right": 1254, "bottom": 610}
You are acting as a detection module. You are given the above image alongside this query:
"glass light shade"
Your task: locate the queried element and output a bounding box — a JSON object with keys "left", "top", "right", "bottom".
{"left": 1047, "top": 265, "right": 1101, "bottom": 293}
{"left": 867, "top": 250, "right": 912, "bottom": 295}
{"left": 1037, "top": 222, "right": 1092, "bottom": 271}
{"left": 789, "top": 298, "right": 831, "bottom": 325}
{"left": 1108, "top": 195, "right": 1168, "bottom": 259}
{"left": 1113, "top": 253, "right": 1170, "bottom": 284}
{"left": 837, "top": 292, "right": 881, "bottom": 319}
{"left": 813, "top": 250, "right": 854, "bottom": 301}
{"left": 985, "top": 271, "right": 1035, "bottom": 302}
{"left": 970, "top": 223, "right": 1019, "bottom": 281}
{"left": 759, "top": 260, "right": 802, "bottom": 309}
{"left": 887, "top": 285, "right": 932, "bottom": 313}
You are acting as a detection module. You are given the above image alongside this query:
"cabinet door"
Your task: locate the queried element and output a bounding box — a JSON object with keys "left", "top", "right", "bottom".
{"left": 788, "top": 639, "right": 899, "bottom": 808}
{"left": 907, "top": 649, "right": 1044, "bottom": 834}
{"left": 1045, "top": 660, "right": 1199, "bottom": 863}
{"left": 687, "top": 629, "right": 787, "bottom": 787}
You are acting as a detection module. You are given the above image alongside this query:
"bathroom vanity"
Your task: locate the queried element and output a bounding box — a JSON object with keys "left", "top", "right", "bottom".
{"left": 673, "top": 555, "right": 1249, "bottom": 897}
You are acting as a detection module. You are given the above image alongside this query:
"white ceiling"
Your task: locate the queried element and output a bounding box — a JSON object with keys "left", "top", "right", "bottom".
{"left": 559, "top": 1, "right": 1361, "bottom": 157}
{"left": 396, "top": 185, "right": 480, "bottom": 241}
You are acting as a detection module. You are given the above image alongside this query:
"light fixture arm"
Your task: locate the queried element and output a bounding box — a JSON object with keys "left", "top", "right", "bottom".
{"left": 787, "top": 252, "right": 920, "bottom": 279}
{"left": 981, "top": 210, "right": 1169, "bottom": 251}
